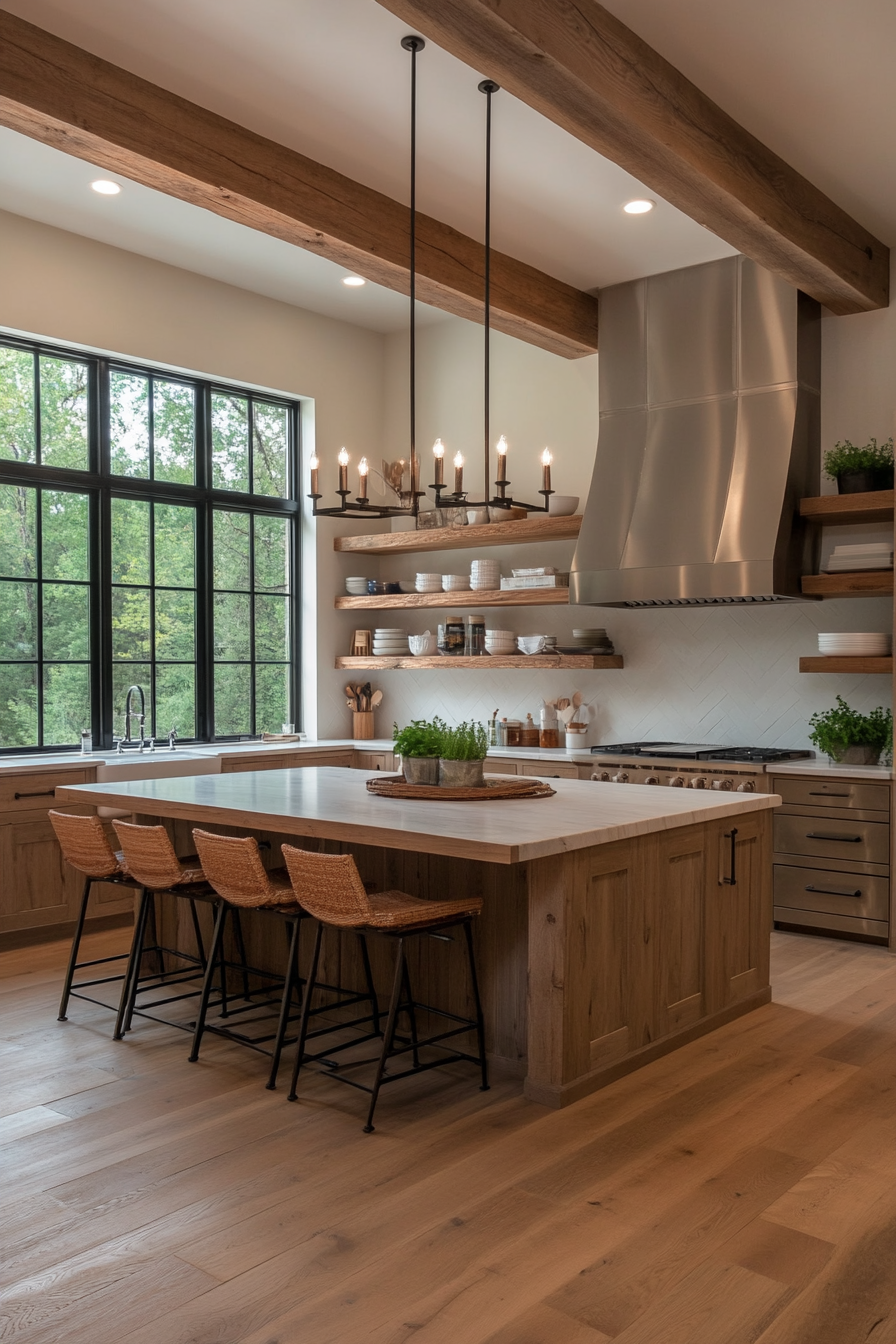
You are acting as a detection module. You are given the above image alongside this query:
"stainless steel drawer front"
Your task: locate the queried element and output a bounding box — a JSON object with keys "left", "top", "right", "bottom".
{"left": 774, "top": 863, "right": 889, "bottom": 920}
{"left": 771, "top": 776, "right": 890, "bottom": 812}
{"left": 774, "top": 813, "right": 890, "bottom": 865}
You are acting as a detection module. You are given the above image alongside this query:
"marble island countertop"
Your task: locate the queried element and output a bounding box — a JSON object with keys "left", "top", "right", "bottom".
{"left": 56, "top": 765, "right": 779, "bottom": 865}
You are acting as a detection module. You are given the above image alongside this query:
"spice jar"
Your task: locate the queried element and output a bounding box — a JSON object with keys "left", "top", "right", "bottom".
{"left": 464, "top": 613, "right": 486, "bottom": 657}
{"left": 440, "top": 614, "right": 465, "bottom": 656}
{"left": 519, "top": 713, "right": 540, "bottom": 748}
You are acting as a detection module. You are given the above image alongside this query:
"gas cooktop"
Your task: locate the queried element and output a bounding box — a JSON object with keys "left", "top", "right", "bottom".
{"left": 590, "top": 742, "right": 814, "bottom": 762}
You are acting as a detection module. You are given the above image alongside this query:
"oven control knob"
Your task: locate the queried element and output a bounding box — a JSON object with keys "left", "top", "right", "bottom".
{"left": 611, "top": 772, "right": 629, "bottom": 784}
{"left": 711, "top": 778, "right": 733, "bottom": 791}
{"left": 591, "top": 771, "right": 612, "bottom": 782}
{"left": 736, "top": 779, "right": 756, "bottom": 792}
{"left": 668, "top": 775, "right": 685, "bottom": 787}
{"left": 689, "top": 776, "right": 708, "bottom": 789}
{"left": 643, "top": 775, "right": 660, "bottom": 785}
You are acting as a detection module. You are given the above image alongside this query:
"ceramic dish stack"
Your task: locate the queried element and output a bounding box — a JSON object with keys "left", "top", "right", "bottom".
{"left": 470, "top": 558, "right": 501, "bottom": 591}
{"left": 442, "top": 573, "right": 471, "bottom": 591}
{"left": 372, "top": 628, "right": 409, "bottom": 656}
{"left": 484, "top": 628, "right": 516, "bottom": 656}
{"left": 415, "top": 572, "right": 442, "bottom": 593}
{"left": 555, "top": 627, "right": 616, "bottom": 655}
{"left": 345, "top": 576, "right": 370, "bottom": 596}
{"left": 818, "top": 632, "right": 892, "bottom": 657}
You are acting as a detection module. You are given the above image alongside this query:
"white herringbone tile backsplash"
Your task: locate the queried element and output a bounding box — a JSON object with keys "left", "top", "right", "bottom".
{"left": 320, "top": 597, "right": 893, "bottom": 753}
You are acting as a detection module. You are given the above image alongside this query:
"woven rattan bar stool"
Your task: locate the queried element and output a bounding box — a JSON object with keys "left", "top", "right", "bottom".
{"left": 110, "top": 819, "right": 222, "bottom": 1041}
{"left": 281, "top": 845, "right": 489, "bottom": 1133}
{"left": 49, "top": 810, "right": 145, "bottom": 1025}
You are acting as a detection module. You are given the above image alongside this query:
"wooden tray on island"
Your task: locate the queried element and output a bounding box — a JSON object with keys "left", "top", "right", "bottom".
{"left": 366, "top": 775, "right": 556, "bottom": 801}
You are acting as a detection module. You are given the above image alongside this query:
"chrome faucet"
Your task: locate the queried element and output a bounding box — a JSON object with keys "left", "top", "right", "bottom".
{"left": 124, "top": 684, "right": 146, "bottom": 749}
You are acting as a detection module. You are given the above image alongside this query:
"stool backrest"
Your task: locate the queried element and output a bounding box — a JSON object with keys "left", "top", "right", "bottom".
{"left": 192, "top": 829, "right": 289, "bottom": 907}
{"left": 111, "top": 820, "right": 186, "bottom": 890}
{"left": 281, "top": 845, "right": 371, "bottom": 926}
{"left": 48, "top": 810, "right": 123, "bottom": 879}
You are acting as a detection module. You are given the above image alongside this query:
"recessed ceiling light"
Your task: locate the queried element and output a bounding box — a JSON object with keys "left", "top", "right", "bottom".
{"left": 342, "top": 275, "right": 366, "bottom": 287}
{"left": 91, "top": 180, "right": 121, "bottom": 195}
{"left": 623, "top": 199, "right": 655, "bottom": 215}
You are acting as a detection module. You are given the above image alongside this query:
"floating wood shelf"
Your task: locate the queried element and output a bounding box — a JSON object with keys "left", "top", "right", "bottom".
{"left": 333, "top": 514, "right": 581, "bottom": 556}
{"left": 800, "top": 490, "right": 894, "bottom": 527}
{"left": 336, "top": 654, "right": 624, "bottom": 671}
{"left": 336, "top": 588, "right": 571, "bottom": 610}
{"left": 801, "top": 571, "right": 893, "bottom": 598}
{"left": 799, "top": 656, "right": 893, "bottom": 674}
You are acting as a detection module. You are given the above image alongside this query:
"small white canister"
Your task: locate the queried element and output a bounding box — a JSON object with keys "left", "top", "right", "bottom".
{"left": 565, "top": 723, "right": 588, "bottom": 750}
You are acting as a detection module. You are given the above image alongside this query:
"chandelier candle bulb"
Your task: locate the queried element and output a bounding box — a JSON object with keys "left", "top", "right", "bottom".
{"left": 309, "top": 454, "right": 320, "bottom": 496}
{"left": 358, "top": 457, "right": 369, "bottom": 502}
{"left": 496, "top": 435, "right": 508, "bottom": 484}
{"left": 541, "top": 448, "right": 553, "bottom": 493}
{"left": 454, "top": 451, "right": 464, "bottom": 495}
{"left": 338, "top": 447, "right": 350, "bottom": 494}
{"left": 433, "top": 438, "right": 445, "bottom": 487}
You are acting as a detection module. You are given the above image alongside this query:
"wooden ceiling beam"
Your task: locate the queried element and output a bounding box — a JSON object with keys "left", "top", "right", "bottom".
{"left": 0, "top": 8, "right": 598, "bottom": 358}
{"left": 376, "top": 0, "right": 889, "bottom": 315}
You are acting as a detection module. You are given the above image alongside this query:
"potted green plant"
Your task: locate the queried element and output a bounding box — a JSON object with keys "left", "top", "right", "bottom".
{"left": 808, "top": 696, "right": 892, "bottom": 765}
{"left": 439, "top": 720, "right": 489, "bottom": 788}
{"left": 823, "top": 437, "right": 894, "bottom": 494}
{"left": 392, "top": 717, "right": 445, "bottom": 785}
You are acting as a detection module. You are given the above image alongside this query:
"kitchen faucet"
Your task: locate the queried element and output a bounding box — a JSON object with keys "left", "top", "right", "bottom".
{"left": 123, "top": 684, "right": 146, "bottom": 750}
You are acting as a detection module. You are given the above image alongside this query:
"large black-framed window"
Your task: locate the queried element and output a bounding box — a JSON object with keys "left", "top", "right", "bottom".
{"left": 0, "top": 336, "right": 300, "bottom": 753}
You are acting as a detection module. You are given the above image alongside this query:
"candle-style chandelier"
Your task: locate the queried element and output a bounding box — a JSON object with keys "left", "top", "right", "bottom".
{"left": 309, "top": 42, "right": 555, "bottom": 518}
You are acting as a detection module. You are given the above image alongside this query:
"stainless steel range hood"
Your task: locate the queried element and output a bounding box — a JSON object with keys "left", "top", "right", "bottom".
{"left": 570, "top": 256, "right": 821, "bottom": 607}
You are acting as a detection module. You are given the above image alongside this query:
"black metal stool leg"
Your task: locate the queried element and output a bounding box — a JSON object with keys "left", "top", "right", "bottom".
{"left": 357, "top": 932, "right": 380, "bottom": 1035}
{"left": 463, "top": 919, "right": 489, "bottom": 1091}
{"left": 188, "top": 897, "right": 205, "bottom": 965}
{"left": 287, "top": 920, "right": 323, "bottom": 1102}
{"left": 232, "top": 908, "right": 251, "bottom": 1001}
{"left": 400, "top": 959, "right": 420, "bottom": 1069}
{"left": 115, "top": 888, "right": 152, "bottom": 1039}
{"left": 189, "top": 901, "right": 227, "bottom": 1062}
{"left": 266, "top": 914, "right": 303, "bottom": 1090}
{"left": 364, "top": 937, "right": 406, "bottom": 1133}
{"left": 58, "top": 877, "right": 92, "bottom": 1021}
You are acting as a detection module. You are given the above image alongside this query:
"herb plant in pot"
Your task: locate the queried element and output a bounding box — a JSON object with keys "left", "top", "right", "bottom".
{"left": 824, "top": 437, "right": 894, "bottom": 495}
{"left": 393, "top": 718, "right": 445, "bottom": 785}
{"left": 808, "top": 696, "right": 892, "bottom": 766}
{"left": 439, "top": 720, "right": 489, "bottom": 788}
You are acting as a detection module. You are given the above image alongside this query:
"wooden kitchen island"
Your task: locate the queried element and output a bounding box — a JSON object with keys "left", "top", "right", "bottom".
{"left": 57, "top": 769, "right": 778, "bottom": 1108}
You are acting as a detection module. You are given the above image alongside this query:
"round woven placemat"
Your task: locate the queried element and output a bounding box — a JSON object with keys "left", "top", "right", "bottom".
{"left": 366, "top": 775, "right": 556, "bottom": 801}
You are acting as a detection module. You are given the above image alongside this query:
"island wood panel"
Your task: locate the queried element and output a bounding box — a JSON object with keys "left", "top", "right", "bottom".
{"left": 705, "top": 812, "right": 771, "bottom": 1015}
{"left": 800, "top": 490, "right": 894, "bottom": 527}
{"left": 336, "top": 588, "right": 570, "bottom": 610}
{"left": 334, "top": 514, "right": 582, "bottom": 555}
{"left": 336, "top": 654, "right": 623, "bottom": 670}
{"left": 799, "top": 656, "right": 893, "bottom": 674}
{"left": 374, "top": 0, "right": 889, "bottom": 315}
{"left": 0, "top": 10, "right": 598, "bottom": 359}
{"left": 801, "top": 572, "right": 893, "bottom": 598}
{"left": 219, "top": 752, "right": 354, "bottom": 774}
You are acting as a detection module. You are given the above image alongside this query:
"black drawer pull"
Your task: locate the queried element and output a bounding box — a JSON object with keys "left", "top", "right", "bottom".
{"left": 13, "top": 789, "right": 56, "bottom": 800}
{"left": 721, "top": 827, "right": 738, "bottom": 886}
{"left": 805, "top": 832, "right": 862, "bottom": 843}
{"left": 808, "top": 791, "right": 851, "bottom": 797}
{"left": 805, "top": 884, "right": 863, "bottom": 899}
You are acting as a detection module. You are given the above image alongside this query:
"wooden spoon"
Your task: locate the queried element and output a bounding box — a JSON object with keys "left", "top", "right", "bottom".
{"left": 370, "top": 689, "right": 383, "bottom": 709}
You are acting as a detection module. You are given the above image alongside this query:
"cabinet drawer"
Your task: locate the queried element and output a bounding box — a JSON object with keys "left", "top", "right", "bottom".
{"left": 353, "top": 752, "right": 395, "bottom": 772}
{"left": 774, "top": 813, "right": 889, "bottom": 865}
{"left": 770, "top": 776, "right": 890, "bottom": 813}
{"left": 519, "top": 761, "right": 578, "bottom": 779}
{"left": 0, "top": 770, "right": 93, "bottom": 813}
{"left": 484, "top": 760, "right": 518, "bottom": 775}
{"left": 774, "top": 863, "right": 889, "bottom": 922}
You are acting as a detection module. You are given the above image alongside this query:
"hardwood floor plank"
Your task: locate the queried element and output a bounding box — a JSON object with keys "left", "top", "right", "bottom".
{"left": 608, "top": 1259, "right": 789, "bottom": 1344}
{"left": 714, "top": 1219, "right": 835, "bottom": 1290}
{"left": 0, "top": 1104, "right": 71, "bottom": 1146}
{"left": 481, "top": 1302, "right": 612, "bottom": 1343}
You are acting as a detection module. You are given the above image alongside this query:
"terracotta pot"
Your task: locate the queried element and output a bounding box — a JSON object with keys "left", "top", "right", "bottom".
{"left": 402, "top": 756, "right": 440, "bottom": 785}
{"left": 438, "top": 758, "right": 485, "bottom": 787}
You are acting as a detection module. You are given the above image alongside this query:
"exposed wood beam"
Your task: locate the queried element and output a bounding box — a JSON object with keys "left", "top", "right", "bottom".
{"left": 376, "top": 0, "right": 889, "bottom": 315}
{"left": 0, "top": 8, "right": 598, "bottom": 358}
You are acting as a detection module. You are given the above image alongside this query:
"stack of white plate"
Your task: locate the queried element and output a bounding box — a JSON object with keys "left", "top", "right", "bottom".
{"left": 818, "top": 632, "right": 891, "bottom": 656}
{"left": 442, "top": 573, "right": 471, "bottom": 591}
{"left": 416, "top": 572, "right": 442, "bottom": 592}
{"left": 470, "top": 558, "right": 501, "bottom": 591}
{"left": 825, "top": 542, "right": 894, "bottom": 572}
{"left": 345, "top": 576, "right": 370, "bottom": 596}
{"left": 372, "top": 628, "right": 409, "bottom": 655}
{"left": 485, "top": 628, "right": 516, "bottom": 655}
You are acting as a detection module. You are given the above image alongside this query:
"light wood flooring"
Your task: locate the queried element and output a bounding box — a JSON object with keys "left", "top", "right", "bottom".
{"left": 2, "top": 926, "right": 896, "bottom": 1343}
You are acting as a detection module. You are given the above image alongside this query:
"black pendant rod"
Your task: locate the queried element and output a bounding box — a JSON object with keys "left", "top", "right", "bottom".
{"left": 402, "top": 36, "right": 425, "bottom": 499}
{"left": 479, "top": 78, "right": 499, "bottom": 500}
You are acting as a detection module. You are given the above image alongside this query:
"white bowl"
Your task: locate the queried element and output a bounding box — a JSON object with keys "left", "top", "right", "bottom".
{"left": 517, "top": 635, "right": 546, "bottom": 655}
{"left": 442, "top": 575, "right": 471, "bottom": 590}
{"left": 548, "top": 495, "right": 579, "bottom": 517}
{"left": 409, "top": 634, "right": 438, "bottom": 655}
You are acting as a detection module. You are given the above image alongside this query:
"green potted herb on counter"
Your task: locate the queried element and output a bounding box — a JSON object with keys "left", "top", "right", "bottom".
{"left": 439, "top": 720, "right": 489, "bottom": 788}
{"left": 808, "top": 696, "right": 892, "bottom": 765}
{"left": 393, "top": 718, "right": 445, "bottom": 785}
{"left": 824, "top": 437, "right": 894, "bottom": 494}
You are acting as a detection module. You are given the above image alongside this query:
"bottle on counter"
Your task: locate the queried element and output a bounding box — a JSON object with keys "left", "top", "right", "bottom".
{"left": 80, "top": 727, "right": 93, "bottom": 755}
{"left": 539, "top": 702, "right": 559, "bottom": 749}
{"left": 519, "top": 713, "right": 540, "bottom": 747}
{"left": 488, "top": 710, "right": 499, "bottom": 747}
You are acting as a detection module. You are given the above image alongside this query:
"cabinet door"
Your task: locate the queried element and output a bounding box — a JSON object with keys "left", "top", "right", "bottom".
{"left": 705, "top": 812, "right": 771, "bottom": 1014}
{"left": 353, "top": 752, "right": 395, "bottom": 772}
{"left": 0, "top": 813, "right": 84, "bottom": 932}
{"left": 519, "top": 761, "right": 578, "bottom": 779}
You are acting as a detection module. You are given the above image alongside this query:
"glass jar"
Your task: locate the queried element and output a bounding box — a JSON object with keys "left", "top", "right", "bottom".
{"left": 440, "top": 614, "right": 466, "bottom": 656}
{"left": 464, "top": 613, "right": 486, "bottom": 656}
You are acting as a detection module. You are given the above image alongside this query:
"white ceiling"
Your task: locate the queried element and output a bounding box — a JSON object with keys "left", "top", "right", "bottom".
{"left": 0, "top": 0, "right": 890, "bottom": 337}
{"left": 0, "top": 0, "right": 738, "bottom": 333}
